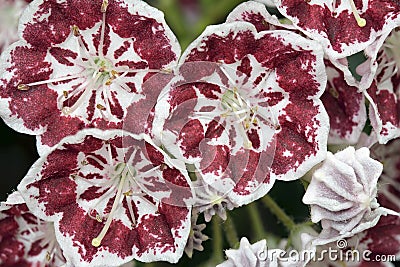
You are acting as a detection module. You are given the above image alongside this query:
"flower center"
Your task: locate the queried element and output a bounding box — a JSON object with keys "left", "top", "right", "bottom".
{"left": 86, "top": 151, "right": 160, "bottom": 248}
{"left": 220, "top": 87, "right": 259, "bottom": 149}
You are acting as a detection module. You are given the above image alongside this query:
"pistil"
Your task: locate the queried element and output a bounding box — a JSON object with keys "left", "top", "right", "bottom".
{"left": 92, "top": 163, "right": 129, "bottom": 247}
{"left": 348, "top": 0, "right": 366, "bottom": 27}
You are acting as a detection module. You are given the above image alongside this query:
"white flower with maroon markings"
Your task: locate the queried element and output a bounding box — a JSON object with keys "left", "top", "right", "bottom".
{"left": 0, "top": 191, "right": 66, "bottom": 266}
{"left": 273, "top": 0, "right": 400, "bottom": 89}
{"left": 17, "top": 129, "right": 193, "bottom": 266}
{"left": 153, "top": 21, "right": 328, "bottom": 206}
{"left": 0, "top": 0, "right": 30, "bottom": 54}
{"left": 226, "top": 1, "right": 296, "bottom": 32}
{"left": 0, "top": 0, "right": 180, "bottom": 153}
{"left": 274, "top": 0, "right": 400, "bottom": 59}
{"left": 303, "top": 146, "right": 399, "bottom": 245}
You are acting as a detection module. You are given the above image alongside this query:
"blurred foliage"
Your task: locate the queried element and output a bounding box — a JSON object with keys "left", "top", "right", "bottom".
{"left": 145, "top": 0, "right": 247, "bottom": 49}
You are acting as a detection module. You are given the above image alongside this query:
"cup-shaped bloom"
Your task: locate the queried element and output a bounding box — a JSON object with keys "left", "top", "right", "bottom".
{"left": 0, "top": 0, "right": 180, "bottom": 154}
{"left": 303, "top": 146, "right": 398, "bottom": 245}
{"left": 17, "top": 129, "right": 193, "bottom": 266}
{"left": 273, "top": 0, "right": 400, "bottom": 61}
{"left": 152, "top": 20, "right": 329, "bottom": 206}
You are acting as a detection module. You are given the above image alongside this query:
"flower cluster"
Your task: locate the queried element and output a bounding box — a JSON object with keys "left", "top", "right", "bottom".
{"left": 0, "top": 0, "right": 399, "bottom": 266}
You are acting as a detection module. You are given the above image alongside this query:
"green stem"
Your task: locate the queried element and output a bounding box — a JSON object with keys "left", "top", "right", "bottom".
{"left": 247, "top": 202, "right": 266, "bottom": 239}
{"left": 261, "top": 195, "right": 296, "bottom": 231}
{"left": 222, "top": 213, "right": 239, "bottom": 248}
{"left": 212, "top": 216, "right": 224, "bottom": 262}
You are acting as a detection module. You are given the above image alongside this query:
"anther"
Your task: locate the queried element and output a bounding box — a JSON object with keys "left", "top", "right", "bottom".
{"left": 110, "top": 70, "right": 119, "bottom": 78}
{"left": 123, "top": 190, "right": 133, "bottom": 197}
{"left": 63, "top": 91, "right": 68, "bottom": 98}
{"left": 46, "top": 251, "right": 51, "bottom": 261}
{"left": 96, "top": 103, "right": 106, "bottom": 110}
{"left": 17, "top": 84, "right": 29, "bottom": 91}
{"left": 105, "top": 78, "right": 113, "bottom": 86}
{"left": 161, "top": 68, "right": 173, "bottom": 74}
{"left": 101, "top": 0, "right": 108, "bottom": 13}
{"left": 95, "top": 213, "right": 102, "bottom": 222}
{"left": 329, "top": 87, "right": 339, "bottom": 98}
{"left": 72, "top": 25, "right": 80, "bottom": 37}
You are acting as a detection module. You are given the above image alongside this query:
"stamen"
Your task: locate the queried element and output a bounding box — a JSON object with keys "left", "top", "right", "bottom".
{"left": 96, "top": 103, "right": 106, "bottom": 111}
{"left": 21, "top": 74, "right": 82, "bottom": 88}
{"left": 348, "top": 0, "right": 366, "bottom": 27}
{"left": 72, "top": 25, "right": 80, "bottom": 37}
{"left": 46, "top": 251, "right": 51, "bottom": 261}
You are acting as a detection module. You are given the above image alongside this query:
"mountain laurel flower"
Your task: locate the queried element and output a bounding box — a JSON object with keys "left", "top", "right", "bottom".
{"left": 17, "top": 129, "right": 193, "bottom": 266}
{"left": 226, "top": 1, "right": 296, "bottom": 32}
{"left": 303, "top": 146, "right": 399, "bottom": 245}
{"left": 0, "top": 191, "right": 66, "bottom": 266}
{"left": 273, "top": 0, "right": 400, "bottom": 60}
{"left": 0, "top": 0, "right": 180, "bottom": 154}
{"left": 153, "top": 19, "right": 329, "bottom": 206}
